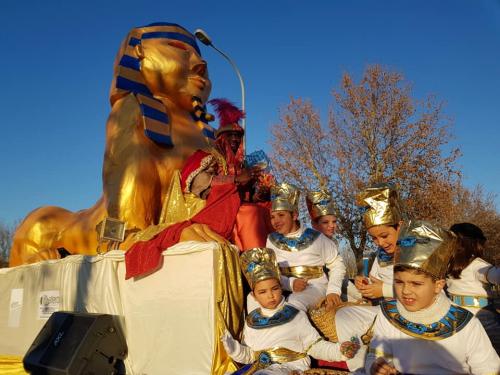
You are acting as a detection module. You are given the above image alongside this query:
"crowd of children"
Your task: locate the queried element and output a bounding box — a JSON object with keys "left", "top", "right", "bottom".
{"left": 221, "top": 180, "right": 500, "bottom": 374}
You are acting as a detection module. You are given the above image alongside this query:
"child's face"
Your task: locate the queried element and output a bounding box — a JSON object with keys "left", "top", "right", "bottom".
{"left": 270, "top": 210, "right": 298, "bottom": 235}
{"left": 368, "top": 224, "right": 399, "bottom": 254}
{"left": 394, "top": 270, "right": 445, "bottom": 312}
{"left": 313, "top": 215, "right": 337, "bottom": 238}
{"left": 252, "top": 278, "right": 283, "bottom": 310}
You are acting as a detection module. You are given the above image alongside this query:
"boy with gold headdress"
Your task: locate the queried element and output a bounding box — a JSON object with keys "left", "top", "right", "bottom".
{"left": 366, "top": 221, "right": 499, "bottom": 375}
{"left": 354, "top": 183, "right": 403, "bottom": 301}
{"left": 306, "top": 189, "right": 357, "bottom": 279}
{"left": 260, "top": 182, "right": 345, "bottom": 312}
{"left": 222, "top": 247, "right": 360, "bottom": 374}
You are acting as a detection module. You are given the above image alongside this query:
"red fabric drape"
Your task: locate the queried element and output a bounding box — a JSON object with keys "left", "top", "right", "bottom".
{"left": 125, "top": 183, "right": 240, "bottom": 279}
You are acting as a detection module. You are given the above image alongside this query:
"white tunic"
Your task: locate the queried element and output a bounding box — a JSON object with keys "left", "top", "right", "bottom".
{"left": 241, "top": 299, "right": 346, "bottom": 374}
{"left": 265, "top": 225, "right": 346, "bottom": 311}
{"left": 369, "top": 257, "right": 394, "bottom": 298}
{"left": 365, "top": 295, "right": 500, "bottom": 375}
{"left": 446, "top": 257, "right": 500, "bottom": 353}
{"left": 447, "top": 257, "right": 499, "bottom": 300}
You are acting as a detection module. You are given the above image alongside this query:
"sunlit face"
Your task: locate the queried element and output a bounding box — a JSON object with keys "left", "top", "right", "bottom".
{"left": 270, "top": 210, "right": 299, "bottom": 235}
{"left": 394, "top": 270, "right": 445, "bottom": 312}
{"left": 368, "top": 224, "right": 400, "bottom": 254}
{"left": 139, "top": 38, "right": 212, "bottom": 110}
{"left": 313, "top": 215, "right": 337, "bottom": 238}
{"left": 252, "top": 278, "right": 283, "bottom": 309}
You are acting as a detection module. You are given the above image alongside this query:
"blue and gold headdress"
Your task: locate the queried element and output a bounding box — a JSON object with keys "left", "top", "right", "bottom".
{"left": 306, "top": 189, "right": 336, "bottom": 221}
{"left": 110, "top": 22, "right": 215, "bottom": 147}
{"left": 396, "top": 220, "right": 456, "bottom": 279}
{"left": 240, "top": 248, "right": 280, "bottom": 289}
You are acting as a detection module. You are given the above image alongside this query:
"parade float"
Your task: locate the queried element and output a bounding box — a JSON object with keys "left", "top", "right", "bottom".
{"left": 1, "top": 22, "right": 252, "bottom": 375}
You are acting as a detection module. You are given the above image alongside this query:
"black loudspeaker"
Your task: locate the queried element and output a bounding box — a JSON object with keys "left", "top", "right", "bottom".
{"left": 23, "top": 311, "right": 127, "bottom": 375}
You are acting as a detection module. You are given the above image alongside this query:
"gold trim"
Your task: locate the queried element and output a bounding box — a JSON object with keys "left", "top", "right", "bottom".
{"left": 449, "top": 294, "right": 490, "bottom": 308}
{"left": 254, "top": 346, "right": 306, "bottom": 363}
{"left": 280, "top": 265, "right": 324, "bottom": 279}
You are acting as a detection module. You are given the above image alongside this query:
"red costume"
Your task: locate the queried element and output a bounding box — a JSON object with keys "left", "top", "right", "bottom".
{"left": 125, "top": 150, "right": 240, "bottom": 279}
{"left": 210, "top": 99, "right": 273, "bottom": 251}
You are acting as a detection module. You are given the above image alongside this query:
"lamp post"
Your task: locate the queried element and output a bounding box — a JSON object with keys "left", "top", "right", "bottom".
{"left": 194, "top": 28, "right": 246, "bottom": 153}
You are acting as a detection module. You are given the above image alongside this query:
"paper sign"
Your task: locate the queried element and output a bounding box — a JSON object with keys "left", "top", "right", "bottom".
{"left": 38, "top": 290, "right": 61, "bottom": 319}
{"left": 8, "top": 289, "right": 24, "bottom": 327}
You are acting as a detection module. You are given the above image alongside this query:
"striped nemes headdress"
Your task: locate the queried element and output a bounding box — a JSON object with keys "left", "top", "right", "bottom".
{"left": 110, "top": 22, "right": 215, "bottom": 147}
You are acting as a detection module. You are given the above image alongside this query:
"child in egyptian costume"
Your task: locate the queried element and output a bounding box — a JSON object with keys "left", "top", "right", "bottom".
{"left": 222, "top": 247, "right": 360, "bottom": 375}
{"left": 306, "top": 190, "right": 358, "bottom": 281}
{"left": 365, "top": 220, "right": 499, "bottom": 375}
{"left": 354, "top": 183, "right": 403, "bottom": 301}
{"left": 446, "top": 222, "right": 499, "bottom": 354}
{"left": 254, "top": 182, "right": 346, "bottom": 313}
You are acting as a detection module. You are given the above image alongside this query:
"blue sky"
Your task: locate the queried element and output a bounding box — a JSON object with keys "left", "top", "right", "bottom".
{"left": 1, "top": 0, "right": 499, "bottom": 226}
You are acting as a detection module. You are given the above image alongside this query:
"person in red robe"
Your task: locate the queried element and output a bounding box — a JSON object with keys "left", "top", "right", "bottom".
{"left": 209, "top": 99, "right": 273, "bottom": 251}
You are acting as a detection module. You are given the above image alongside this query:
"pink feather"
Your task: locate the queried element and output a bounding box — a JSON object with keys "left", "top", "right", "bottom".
{"left": 209, "top": 98, "right": 245, "bottom": 126}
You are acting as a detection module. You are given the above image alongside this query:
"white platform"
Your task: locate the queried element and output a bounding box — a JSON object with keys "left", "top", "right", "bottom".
{"left": 0, "top": 241, "right": 220, "bottom": 375}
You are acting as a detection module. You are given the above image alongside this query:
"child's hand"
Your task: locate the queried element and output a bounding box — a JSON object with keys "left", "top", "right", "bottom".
{"left": 359, "top": 276, "right": 383, "bottom": 299}
{"left": 354, "top": 275, "right": 369, "bottom": 290}
{"left": 220, "top": 330, "right": 254, "bottom": 364}
{"left": 325, "top": 293, "right": 341, "bottom": 310}
{"left": 221, "top": 330, "right": 238, "bottom": 356}
{"left": 292, "top": 278, "right": 308, "bottom": 292}
{"left": 370, "top": 357, "right": 398, "bottom": 375}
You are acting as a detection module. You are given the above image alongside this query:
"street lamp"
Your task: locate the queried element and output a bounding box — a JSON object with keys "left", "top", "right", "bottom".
{"left": 194, "top": 28, "right": 247, "bottom": 153}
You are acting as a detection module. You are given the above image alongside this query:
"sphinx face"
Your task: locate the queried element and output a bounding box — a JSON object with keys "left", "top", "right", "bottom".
{"left": 139, "top": 38, "right": 212, "bottom": 110}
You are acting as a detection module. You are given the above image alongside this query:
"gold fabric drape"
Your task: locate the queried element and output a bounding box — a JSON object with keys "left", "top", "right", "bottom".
{"left": 0, "top": 356, "right": 27, "bottom": 375}
{"left": 211, "top": 242, "right": 244, "bottom": 375}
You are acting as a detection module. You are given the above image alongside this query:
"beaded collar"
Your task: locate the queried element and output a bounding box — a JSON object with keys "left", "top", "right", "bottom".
{"left": 268, "top": 228, "right": 321, "bottom": 252}
{"left": 246, "top": 304, "right": 300, "bottom": 329}
{"left": 381, "top": 299, "right": 473, "bottom": 340}
{"left": 377, "top": 247, "right": 394, "bottom": 267}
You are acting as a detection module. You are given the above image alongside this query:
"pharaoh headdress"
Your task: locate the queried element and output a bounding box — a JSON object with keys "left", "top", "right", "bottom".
{"left": 110, "top": 22, "right": 215, "bottom": 147}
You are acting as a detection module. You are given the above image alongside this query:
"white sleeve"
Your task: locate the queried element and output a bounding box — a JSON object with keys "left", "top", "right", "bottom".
{"left": 370, "top": 258, "right": 393, "bottom": 298}
{"left": 223, "top": 328, "right": 254, "bottom": 364}
{"left": 323, "top": 236, "right": 346, "bottom": 295}
{"left": 475, "top": 260, "right": 500, "bottom": 285}
{"left": 464, "top": 318, "right": 500, "bottom": 375}
{"left": 308, "top": 340, "right": 345, "bottom": 362}
{"left": 280, "top": 275, "right": 295, "bottom": 291}
{"left": 365, "top": 311, "right": 395, "bottom": 374}
{"left": 294, "top": 312, "right": 344, "bottom": 361}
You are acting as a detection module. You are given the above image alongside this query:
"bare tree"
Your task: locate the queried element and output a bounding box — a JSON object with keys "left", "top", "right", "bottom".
{"left": 270, "top": 65, "right": 462, "bottom": 266}
{"left": 0, "top": 221, "right": 16, "bottom": 267}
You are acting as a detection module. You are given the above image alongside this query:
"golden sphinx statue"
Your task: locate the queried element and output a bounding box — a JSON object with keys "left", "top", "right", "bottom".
{"left": 9, "top": 22, "right": 218, "bottom": 266}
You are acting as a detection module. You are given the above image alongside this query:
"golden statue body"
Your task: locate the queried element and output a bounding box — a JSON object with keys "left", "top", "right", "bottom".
{"left": 9, "top": 23, "right": 216, "bottom": 266}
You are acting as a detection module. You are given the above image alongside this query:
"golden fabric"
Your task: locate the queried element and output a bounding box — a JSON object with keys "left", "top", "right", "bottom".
{"left": 280, "top": 265, "right": 324, "bottom": 279}
{"left": 306, "top": 190, "right": 336, "bottom": 221}
{"left": 240, "top": 248, "right": 281, "bottom": 289}
{"left": 356, "top": 183, "right": 402, "bottom": 229}
{"left": 395, "top": 220, "right": 456, "bottom": 279}
{"left": 0, "top": 356, "right": 27, "bottom": 375}
{"left": 270, "top": 183, "right": 300, "bottom": 212}
{"left": 123, "top": 171, "right": 207, "bottom": 248}
{"left": 211, "top": 242, "right": 245, "bottom": 375}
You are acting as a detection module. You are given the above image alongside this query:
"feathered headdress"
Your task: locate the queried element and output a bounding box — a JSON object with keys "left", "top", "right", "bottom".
{"left": 209, "top": 98, "right": 245, "bottom": 137}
